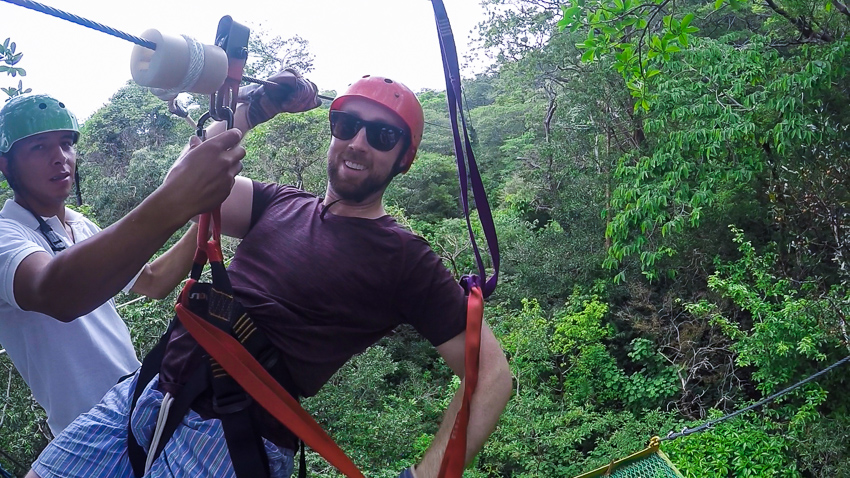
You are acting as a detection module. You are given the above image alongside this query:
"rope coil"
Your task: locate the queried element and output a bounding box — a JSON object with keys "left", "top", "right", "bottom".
{"left": 149, "top": 35, "right": 206, "bottom": 101}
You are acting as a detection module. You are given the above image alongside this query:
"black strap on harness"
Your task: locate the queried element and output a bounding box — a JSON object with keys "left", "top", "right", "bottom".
{"left": 30, "top": 211, "right": 67, "bottom": 252}
{"left": 127, "top": 256, "right": 281, "bottom": 478}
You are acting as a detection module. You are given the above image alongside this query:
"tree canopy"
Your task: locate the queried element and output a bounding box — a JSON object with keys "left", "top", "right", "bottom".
{"left": 2, "top": 4, "right": 850, "bottom": 475}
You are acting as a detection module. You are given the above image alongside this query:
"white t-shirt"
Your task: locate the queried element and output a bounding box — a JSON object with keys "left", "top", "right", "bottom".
{"left": 0, "top": 199, "right": 141, "bottom": 435}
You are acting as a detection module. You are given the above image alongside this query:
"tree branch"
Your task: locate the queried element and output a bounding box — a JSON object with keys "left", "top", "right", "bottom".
{"left": 763, "top": 0, "right": 834, "bottom": 41}
{"left": 830, "top": 0, "right": 850, "bottom": 19}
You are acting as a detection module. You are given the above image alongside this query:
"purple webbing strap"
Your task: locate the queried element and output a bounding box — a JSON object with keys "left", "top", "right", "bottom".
{"left": 431, "top": 0, "right": 500, "bottom": 298}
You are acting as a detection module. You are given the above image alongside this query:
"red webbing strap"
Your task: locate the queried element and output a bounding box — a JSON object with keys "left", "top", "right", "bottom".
{"left": 196, "top": 209, "right": 223, "bottom": 264}
{"left": 183, "top": 209, "right": 365, "bottom": 477}
{"left": 437, "top": 285, "right": 484, "bottom": 478}
{"left": 175, "top": 304, "right": 366, "bottom": 478}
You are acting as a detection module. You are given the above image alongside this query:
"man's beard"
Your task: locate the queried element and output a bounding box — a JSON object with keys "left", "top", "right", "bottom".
{"left": 327, "top": 155, "right": 398, "bottom": 203}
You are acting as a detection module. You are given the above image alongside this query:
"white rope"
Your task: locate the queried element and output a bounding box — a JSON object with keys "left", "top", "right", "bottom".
{"left": 149, "top": 35, "right": 206, "bottom": 101}
{"left": 145, "top": 392, "right": 174, "bottom": 473}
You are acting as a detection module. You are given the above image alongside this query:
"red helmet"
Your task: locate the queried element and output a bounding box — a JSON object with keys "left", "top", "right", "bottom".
{"left": 330, "top": 75, "right": 424, "bottom": 173}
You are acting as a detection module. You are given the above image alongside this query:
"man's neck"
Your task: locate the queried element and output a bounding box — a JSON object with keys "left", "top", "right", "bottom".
{"left": 15, "top": 197, "right": 66, "bottom": 224}
{"left": 322, "top": 190, "right": 386, "bottom": 219}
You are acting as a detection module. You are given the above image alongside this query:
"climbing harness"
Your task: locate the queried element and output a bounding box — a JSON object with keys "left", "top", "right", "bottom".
{"left": 128, "top": 209, "right": 366, "bottom": 478}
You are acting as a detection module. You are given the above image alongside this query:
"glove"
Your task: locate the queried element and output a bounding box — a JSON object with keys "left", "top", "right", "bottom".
{"left": 237, "top": 68, "right": 321, "bottom": 129}
{"left": 397, "top": 466, "right": 417, "bottom": 478}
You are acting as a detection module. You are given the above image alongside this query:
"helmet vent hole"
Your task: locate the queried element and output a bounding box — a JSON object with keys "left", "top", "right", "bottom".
{"left": 38, "top": 103, "right": 47, "bottom": 109}
{"left": 384, "top": 79, "right": 393, "bottom": 84}
{"left": 58, "top": 102, "right": 65, "bottom": 108}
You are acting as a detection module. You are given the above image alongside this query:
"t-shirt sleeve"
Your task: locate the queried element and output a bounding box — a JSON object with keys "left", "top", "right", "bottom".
{"left": 0, "top": 221, "right": 48, "bottom": 310}
{"left": 121, "top": 267, "right": 145, "bottom": 294}
{"left": 250, "top": 181, "right": 277, "bottom": 229}
{"left": 397, "top": 235, "right": 468, "bottom": 346}
{"left": 250, "top": 182, "right": 309, "bottom": 230}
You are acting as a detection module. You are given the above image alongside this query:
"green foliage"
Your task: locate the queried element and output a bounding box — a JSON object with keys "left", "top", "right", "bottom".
{"left": 245, "top": 33, "right": 315, "bottom": 78}
{"left": 667, "top": 416, "right": 801, "bottom": 478}
{"left": 604, "top": 33, "right": 850, "bottom": 281}
{"left": 695, "top": 227, "right": 848, "bottom": 396}
{"left": 552, "top": 288, "right": 680, "bottom": 410}
{"left": 385, "top": 152, "right": 461, "bottom": 223}
{"left": 0, "top": 355, "right": 49, "bottom": 477}
{"left": 241, "top": 108, "right": 328, "bottom": 193}
{"left": 301, "top": 333, "right": 457, "bottom": 477}
{"left": 560, "top": 0, "right": 699, "bottom": 110}
{"left": 85, "top": 143, "right": 184, "bottom": 226}
{"left": 2, "top": 5, "right": 849, "bottom": 476}
{"left": 1, "top": 38, "right": 29, "bottom": 98}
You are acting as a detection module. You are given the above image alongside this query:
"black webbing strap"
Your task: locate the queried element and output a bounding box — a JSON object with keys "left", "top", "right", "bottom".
{"left": 31, "top": 212, "right": 67, "bottom": 252}
{"left": 147, "top": 363, "right": 209, "bottom": 465}
{"left": 202, "top": 259, "right": 277, "bottom": 478}
{"left": 128, "top": 267, "right": 280, "bottom": 477}
{"left": 213, "top": 364, "right": 270, "bottom": 478}
{"left": 299, "top": 440, "right": 306, "bottom": 478}
{"left": 127, "top": 320, "right": 176, "bottom": 478}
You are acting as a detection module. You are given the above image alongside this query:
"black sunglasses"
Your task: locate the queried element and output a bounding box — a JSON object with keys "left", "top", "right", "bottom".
{"left": 329, "top": 111, "right": 407, "bottom": 152}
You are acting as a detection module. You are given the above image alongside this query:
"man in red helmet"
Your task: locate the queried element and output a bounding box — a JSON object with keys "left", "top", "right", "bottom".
{"left": 29, "top": 74, "right": 511, "bottom": 478}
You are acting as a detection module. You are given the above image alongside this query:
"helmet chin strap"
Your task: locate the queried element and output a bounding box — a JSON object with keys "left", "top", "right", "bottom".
{"left": 74, "top": 167, "right": 82, "bottom": 207}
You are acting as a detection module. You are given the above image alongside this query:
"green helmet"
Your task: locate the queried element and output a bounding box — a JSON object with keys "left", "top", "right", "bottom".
{"left": 0, "top": 94, "right": 80, "bottom": 154}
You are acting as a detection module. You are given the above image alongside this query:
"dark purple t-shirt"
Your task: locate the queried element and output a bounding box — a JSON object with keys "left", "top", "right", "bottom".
{"left": 159, "top": 182, "right": 467, "bottom": 446}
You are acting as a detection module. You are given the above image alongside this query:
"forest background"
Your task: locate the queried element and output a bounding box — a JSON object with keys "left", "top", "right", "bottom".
{"left": 1, "top": 0, "right": 848, "bottom": 476}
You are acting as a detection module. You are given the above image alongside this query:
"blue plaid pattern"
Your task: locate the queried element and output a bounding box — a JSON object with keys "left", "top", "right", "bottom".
{"left": 32, "top": 372, "right": 294, "bottom": 478}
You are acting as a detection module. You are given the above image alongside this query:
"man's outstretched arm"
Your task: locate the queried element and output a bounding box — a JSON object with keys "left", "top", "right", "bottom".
{"left": 13, "top": 130, "right": 245, "bottom": 321}
{"left": 130, "top": 222, "right": 199, "bottom": 299}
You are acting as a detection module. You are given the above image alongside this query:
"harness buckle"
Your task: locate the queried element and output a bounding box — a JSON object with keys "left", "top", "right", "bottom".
{"left": 212, "top": 388, "right": 254, "bottom": 415}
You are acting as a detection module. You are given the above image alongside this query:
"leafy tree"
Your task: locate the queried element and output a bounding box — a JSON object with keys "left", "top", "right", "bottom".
{"left": 385, "top": 152, "right": 462, "bottom": 223}
{"left": 241, "top": 108, "right": 328, "bottom": 193}
{"left": 79, "top": 82, "right": 194, "bottom": 178}
{"left": 0, "top": 37, "right": 28, "bottom": 99}
{"left": 245, "top": 31, "right": 315, "bottom": 78}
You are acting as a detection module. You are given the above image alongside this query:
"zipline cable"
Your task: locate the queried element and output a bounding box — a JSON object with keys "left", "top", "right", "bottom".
{"left": 2, "top": 0, "right": 306, "bottom": 93}
{"left": 661, "top": 353, "right": 850, "bottom": 441}
{"left": 3, "top": 0, "right": 156, "bottom": 50}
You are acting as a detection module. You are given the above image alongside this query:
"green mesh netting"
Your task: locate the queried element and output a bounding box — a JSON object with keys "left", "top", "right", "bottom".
{"left": 600, "top": 451, "right": 683, "bottom": 478}
{"left": 574, "top": 445, "right": 684, "bottom": 478}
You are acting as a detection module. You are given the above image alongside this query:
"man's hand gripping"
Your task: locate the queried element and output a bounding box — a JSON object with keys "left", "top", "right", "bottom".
{"left": 237, "top": 68, "right": 322, "bottom": 129}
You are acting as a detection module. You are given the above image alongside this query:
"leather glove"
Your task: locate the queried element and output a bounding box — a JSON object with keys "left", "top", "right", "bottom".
{"left": 237, "top": 68, "right": 321, "bottom": 129}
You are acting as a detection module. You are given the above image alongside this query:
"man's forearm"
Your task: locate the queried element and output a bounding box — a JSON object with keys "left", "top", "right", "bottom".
{"left": 415, "top": 364, "right": 512, "bottom": 477}
{"left": 131, "top": 223, "right": 200, "bottom": 299}
{"left": 24, "top": 190, "right": 190, "bottom": 321}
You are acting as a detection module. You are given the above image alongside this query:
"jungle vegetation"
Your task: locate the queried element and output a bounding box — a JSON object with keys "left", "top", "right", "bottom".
{"left": 1, "top": 0, "right": 849, "bottom": 475}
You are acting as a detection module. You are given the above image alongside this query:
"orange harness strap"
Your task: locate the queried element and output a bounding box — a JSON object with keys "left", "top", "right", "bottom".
{"left": 437, "top": 285, "right": 483, "bottom": 478}
{"left": 176, "top": 297, "right": 367, "bottom": 478}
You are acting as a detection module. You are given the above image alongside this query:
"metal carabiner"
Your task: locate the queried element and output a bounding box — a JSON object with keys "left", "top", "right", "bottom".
{"left": 196, "top": 15, "right": 249, "bottom": 139}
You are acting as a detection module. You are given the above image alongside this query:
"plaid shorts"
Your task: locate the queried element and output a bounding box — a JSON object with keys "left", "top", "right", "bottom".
{"left": 32, "top": 371, "right": 294, "bottom": 478}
